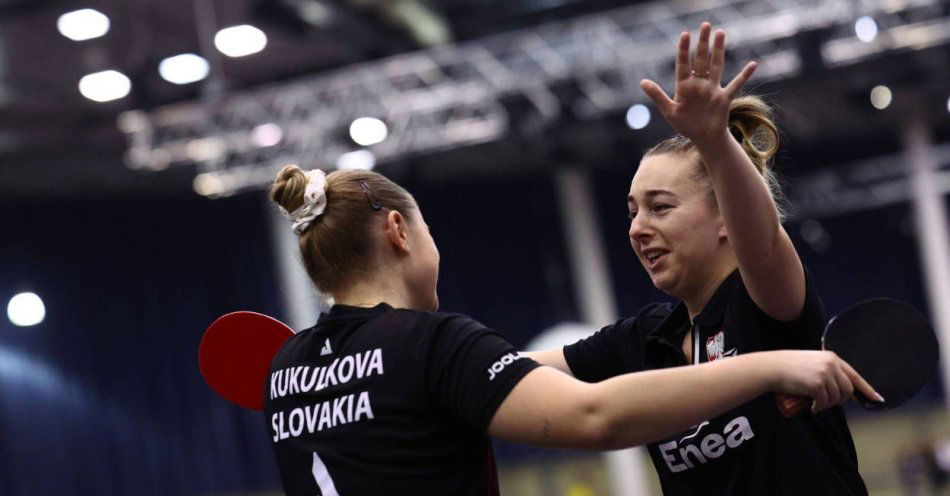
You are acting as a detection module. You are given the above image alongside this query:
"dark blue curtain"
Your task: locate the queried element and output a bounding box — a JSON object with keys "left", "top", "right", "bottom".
{"left": 0, "top": 194, "right": 282, "bottom": 495}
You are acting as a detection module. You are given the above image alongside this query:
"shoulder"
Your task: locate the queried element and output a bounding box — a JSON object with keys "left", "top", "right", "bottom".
{"left": 600, "top": 302, "right": 674, "bottom": 331}
{"left": 386, "top": 308, "right": 487, "bottom": 331}
{"left": 633, "top": 301, "right": 676, "bottom": 335}
{"left": 380, "top": 309, "right": 497, "bottom": 349}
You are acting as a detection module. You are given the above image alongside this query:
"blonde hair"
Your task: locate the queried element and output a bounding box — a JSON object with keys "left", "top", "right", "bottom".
{"left": 269, "top": 166, "right": 417, "bottom": 294}
{"left": 644, "top": 95, "right": 785, "bottom": 219}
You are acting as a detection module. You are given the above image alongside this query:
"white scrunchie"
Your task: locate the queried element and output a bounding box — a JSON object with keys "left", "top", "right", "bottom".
{"left": 279, "top": 169, "right": 328, "bottom": 235}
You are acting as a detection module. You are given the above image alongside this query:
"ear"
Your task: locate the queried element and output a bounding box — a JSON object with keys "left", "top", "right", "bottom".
{"left": 384, "top": 210, "right": 411, "bottom": 254}
{"left": 716, "top": 213, "right": 729, "bottom": 240}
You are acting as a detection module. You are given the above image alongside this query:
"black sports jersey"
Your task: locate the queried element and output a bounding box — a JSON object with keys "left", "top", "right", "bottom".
{"left": 264, "top": 303, "right": 539, "bottom": 496}
{"left": 564, "top": 268, "right": 868, "bottom": 495}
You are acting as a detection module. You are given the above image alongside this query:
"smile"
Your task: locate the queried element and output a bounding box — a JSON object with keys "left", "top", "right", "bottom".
{"left": 642, "top": 248, "right": 669, "bottom": 270}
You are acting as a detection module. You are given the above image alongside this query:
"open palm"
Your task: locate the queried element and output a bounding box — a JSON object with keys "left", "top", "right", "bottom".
{"left": 639, "top": 22, "right": 757, "bottom": 146}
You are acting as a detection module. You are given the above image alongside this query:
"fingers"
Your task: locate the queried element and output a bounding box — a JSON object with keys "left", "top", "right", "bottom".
{"left": 692, "top": 22, "right": 712, "bottom": 77}
{"left": 639, "top": 79, "right": 674, "bottom": 114}
{"left": 815, "top": 363, "right": 841, "bottom": 412}
{"left": 838, "top": 357, "right": 885, "bottom": 404}
{"left": 810, "top": 380, "right": 829, "bottom": 413}
{"left": 675, "top": 31, "right": 691, "bottom": 81}
{"left": 709, "top": 29, "right": 726, "bottom": 84}
{"left": 833, "top": 361, "right": 854, "bottom": 405}
{"left": 724, "top": 61, "right": 757, "bottom": 98}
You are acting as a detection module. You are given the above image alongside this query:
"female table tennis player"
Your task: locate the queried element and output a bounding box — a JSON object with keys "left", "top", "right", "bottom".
{"left": 526, "top": 23, "right": 870, "bottom": 494}
{"left": 263, "top": 163, "right": 877, "bottom": 495}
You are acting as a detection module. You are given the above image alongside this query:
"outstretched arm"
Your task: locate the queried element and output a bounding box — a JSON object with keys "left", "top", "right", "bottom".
{"left": 639, "top": 23, "right": 805, "bottom": 322}
{"left": 521, "top": 349, "right": 572, "bottom": 375}
{"left": 489, "top": 350, "right": 877, "bottom": 450}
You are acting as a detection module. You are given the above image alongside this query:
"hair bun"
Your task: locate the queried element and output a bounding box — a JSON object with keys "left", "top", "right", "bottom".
{"left": 728, "top": 95, "right": 780, "bottom": 174}
{"left": 269, "top": 165, "right": 310, "bottom": 214}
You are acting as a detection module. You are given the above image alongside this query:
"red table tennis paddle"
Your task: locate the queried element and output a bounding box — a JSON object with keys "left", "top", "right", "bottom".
{"left": 776, "top": 298, "right": 939, "bottom": 417}
{"left": 198, "top": 311, "right": 295, "bottom": 411}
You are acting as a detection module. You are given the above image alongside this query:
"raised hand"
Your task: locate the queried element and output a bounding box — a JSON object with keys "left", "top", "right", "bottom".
{"left": 639, "top": 22, "right": 757, "bottom": 147}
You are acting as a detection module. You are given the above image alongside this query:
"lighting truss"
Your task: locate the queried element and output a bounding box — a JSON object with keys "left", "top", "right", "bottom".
{"left": 119, "top": 0, "right": 949, "bottom": 197}
{"left": 790, "top": 142, "right": 950, "bottom": 219}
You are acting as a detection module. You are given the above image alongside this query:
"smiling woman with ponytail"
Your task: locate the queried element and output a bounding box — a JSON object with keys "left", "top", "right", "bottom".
{"left": 526, "top": 23, "right": 870, "bottom": 495}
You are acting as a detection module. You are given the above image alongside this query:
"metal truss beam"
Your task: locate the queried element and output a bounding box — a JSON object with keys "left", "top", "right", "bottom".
{"left": 789, "top": 142, "right": 950, "bottom": 219}
{"left": 118, "top": 0, "right": 949, "bottom": 196}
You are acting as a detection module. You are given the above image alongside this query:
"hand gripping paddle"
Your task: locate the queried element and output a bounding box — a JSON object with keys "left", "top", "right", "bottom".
{"left": 776, "top": 298, "right": 939, "bottom": 417}
{"left": 198, "top": 311, "right": 295, "bottom": 411}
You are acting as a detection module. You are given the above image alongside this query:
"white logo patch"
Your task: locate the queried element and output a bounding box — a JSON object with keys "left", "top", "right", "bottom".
{"left": 706, "top": 331, "right": 725, "bottom": 361}
{"left": 487, "top": 352, "right": 523, "bottom": 381}
{"left": 659, "top": 416, "right": 755, "bottom": 473}
{"left": 320, "top": 339, "right": 333, "bottom": 356}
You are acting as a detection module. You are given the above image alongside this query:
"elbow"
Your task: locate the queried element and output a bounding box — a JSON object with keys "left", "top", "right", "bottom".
{"left": 584, "top": 415, "right": 621, "bottom": 450}
{"left": 576, "top": 393, "right": 627, "bottom": 450}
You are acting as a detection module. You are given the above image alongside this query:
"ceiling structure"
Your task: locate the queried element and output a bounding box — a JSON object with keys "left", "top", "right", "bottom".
{"left": 0, "top": 0, "right": 947, "bottom": 199}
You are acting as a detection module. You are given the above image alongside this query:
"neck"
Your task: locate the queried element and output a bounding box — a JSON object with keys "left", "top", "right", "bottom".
{"left": 682, "top": 257, "right": 738, "bottom": 323}
{"left": 332, "top": 275, "right": 415, "bottom": 310}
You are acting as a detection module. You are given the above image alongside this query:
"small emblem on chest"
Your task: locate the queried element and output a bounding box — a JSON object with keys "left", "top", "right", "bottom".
{"left": 706, "top": 331, "right": 725, "bottom": 361}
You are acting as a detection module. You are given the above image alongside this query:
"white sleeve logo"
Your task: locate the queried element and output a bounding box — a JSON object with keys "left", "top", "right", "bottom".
{"left": 487, "top": 352, "right": 522, "bottom": 381}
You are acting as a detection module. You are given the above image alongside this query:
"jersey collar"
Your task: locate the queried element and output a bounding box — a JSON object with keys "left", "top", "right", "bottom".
{"left": 317, "top": 302, "right": 393, "bottom": 325}
{"left": 646, "top": 269, "right": 741, "bottom": 344}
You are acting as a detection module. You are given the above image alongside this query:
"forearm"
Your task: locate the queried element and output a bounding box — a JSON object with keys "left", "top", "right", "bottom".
{"left": 696, "top": 130, "right": 782, "bottom": 259}
{"left": 696, "top": 131, "right": 804, "bottom": 319}
{"left": 588, "top": 352, "right": 772, "bottom": 449}
{"left": 521, "top": 349, "right": 573, "bottom": 375}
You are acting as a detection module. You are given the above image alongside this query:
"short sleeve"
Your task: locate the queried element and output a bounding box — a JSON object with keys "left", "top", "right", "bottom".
{"left": 746, "top": 264, "right": 825, "bottom": 350}
{"left": 563, "top": 318, "right": 640, "bottom": 383}
{"left": 423, "top": 315, "right": 540, "bottom": 432}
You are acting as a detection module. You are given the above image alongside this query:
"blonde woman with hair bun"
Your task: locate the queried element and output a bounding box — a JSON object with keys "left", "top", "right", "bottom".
{"left": 526, "top": 23, "right": 870, "bottom": 495}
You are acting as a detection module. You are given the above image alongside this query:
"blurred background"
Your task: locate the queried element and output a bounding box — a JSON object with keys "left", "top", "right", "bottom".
{"left": 0, "top": 0, "right": 948, "bottom": 494}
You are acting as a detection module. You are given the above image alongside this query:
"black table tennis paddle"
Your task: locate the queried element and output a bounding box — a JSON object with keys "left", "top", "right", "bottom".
{"left": 776, "top": 298, "right": 939, "bottom": 417}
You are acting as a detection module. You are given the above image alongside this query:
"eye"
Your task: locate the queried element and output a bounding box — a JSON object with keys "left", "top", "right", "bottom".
{"left": 652, "top": 203, "right": 672, "bottom": 213}
{"left": 628, "top": 210, "right": 638, "bottom": 220}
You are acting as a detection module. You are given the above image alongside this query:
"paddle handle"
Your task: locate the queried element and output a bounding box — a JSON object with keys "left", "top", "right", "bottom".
{"left": 775, "top": 393, "right": 808, "bottom": 418}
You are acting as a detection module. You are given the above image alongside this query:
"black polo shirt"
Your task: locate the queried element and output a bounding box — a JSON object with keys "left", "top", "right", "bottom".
{"left": 264, "top": 303, "right": 539, "bottom": 496}
{"left": 564, "top": 269, "right": 868, "bottom": 495}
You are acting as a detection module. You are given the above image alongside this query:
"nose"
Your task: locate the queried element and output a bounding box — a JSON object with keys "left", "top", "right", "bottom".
{"left": 629, "top": 213, "right": 652, "bottom": 245}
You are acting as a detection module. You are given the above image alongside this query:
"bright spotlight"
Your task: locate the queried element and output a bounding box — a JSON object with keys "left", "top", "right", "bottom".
{"left": 7, "top": 292, "right": 45, "bottom": 327}
{"left": 78, "top": 70, "right": 131, "bottom": 102}
{"left": 854, "top": 16, "right": 878, "bottom": 43}
{"left": 348, "top": 117, "right": 388, "bottom": 146}
{"left": 158, "top": 54, "right": 210, "bottom": 85}
{"left": 625, "top": 104, "right": 651, "bottom": 130}
{"left": 870, "top": 85, "right": 892, "bottom": 110}
{"left": 214, "top": 25, "right": 268, "bottom": 57}
{"left": 336, "top": 150, "right": 376, "bottom": 170}
{"left": 57, "top": 9, "right": 110, "bottom": 41}
{"left": 946, "top": 94, "right": 950, "bottom": 114}
{"left": 193, "top": 173, "right": 226, "bottom": 197}
{"left": 250, "top": 123, "right": 283, "bottom": 147}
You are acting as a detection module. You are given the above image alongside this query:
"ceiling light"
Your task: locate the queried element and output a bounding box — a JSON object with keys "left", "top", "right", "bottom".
{"left": 7, "top": 292, "right": 45, "bottom": 327}
{"left": 214, "top": 25, "right": 268, "bottom": 57}
{"left": 159, "top": 54, "right": 210, "bottom": 85}
{"left": 348, "top": 117, "right": 388, "bottom": 146}
{"left": 870, "top": 85, "right": 892, "bottom": 110}
{"left": 625, "top": 104, "right": 651, "bottom": 130}
{"left": 336, "top": 150, "right": 376, "bottom": 170}
{"left": 57, "top": 9, "right": 110, "bottom": 41}
{"left": 78, "top": 70, "right": 131, "bottom": 102}
{"left": 250, "top": 123, "right": 283, "bottom": 147}
{"left": 854, "top": 16, "right": 878, "bottom": 43}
